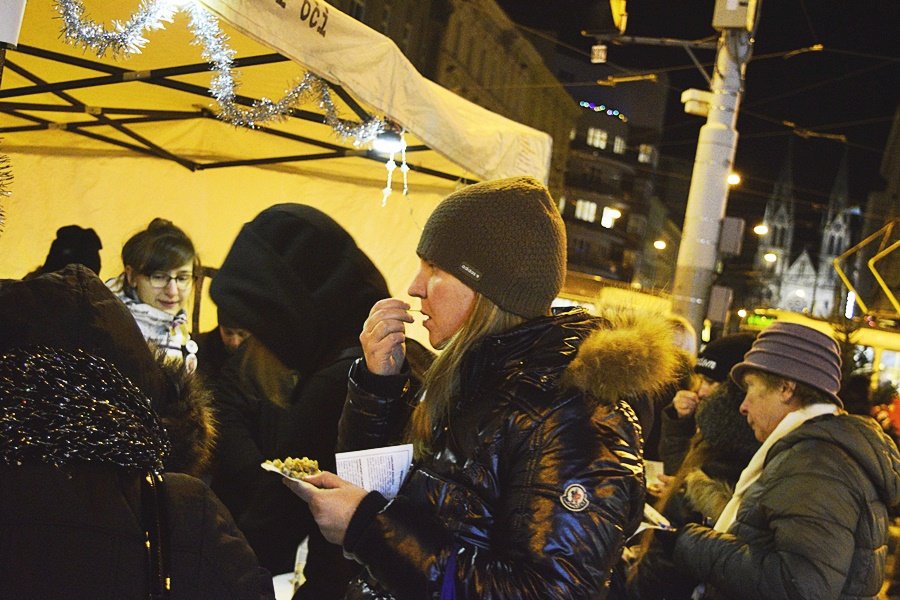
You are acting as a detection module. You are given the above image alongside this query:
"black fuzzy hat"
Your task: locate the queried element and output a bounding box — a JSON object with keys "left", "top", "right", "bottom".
{"left": 695, "top": 332, "right": 756, "bottom": 383}
{"left": 416, "top": 176, "right": 566, "bottom": 318}
{"left": 210, "top": 204, "right": 390, "bottom": 374}
{"left": 695, "top": 379, "right": 761, "bottom": 478}
{"left": 39, "top": 225, "right": 103, "bottom": 275}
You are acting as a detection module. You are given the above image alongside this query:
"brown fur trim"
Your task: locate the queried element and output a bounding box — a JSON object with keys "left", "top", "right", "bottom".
{"left": 562, "top": 307, "right": 679, "bottom": 402}
{"left": 683, "top": 468, "right": 734, "bottom": 520}
{"left": 152, "top": 353, "right": 217, "bottom": 478}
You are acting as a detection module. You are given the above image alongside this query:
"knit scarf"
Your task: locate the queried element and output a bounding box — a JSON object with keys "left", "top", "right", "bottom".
{"left": 713, "top": 403, "right": 840, "bottom": 532}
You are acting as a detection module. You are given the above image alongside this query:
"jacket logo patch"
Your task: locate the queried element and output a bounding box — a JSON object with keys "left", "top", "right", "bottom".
{"left": 560, "top": 483, "right": 589, "bottom": 512}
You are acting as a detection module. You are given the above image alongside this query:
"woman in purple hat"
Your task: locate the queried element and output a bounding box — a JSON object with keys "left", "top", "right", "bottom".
{"left": 665, "top": 321, "right": 900, "bottom": 600}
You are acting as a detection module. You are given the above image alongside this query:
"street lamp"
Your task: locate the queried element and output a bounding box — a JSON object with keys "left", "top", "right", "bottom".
{"left": 763, "top": 252, "right": 777, "bottom": 264}
{"left": 753, "top": 223, "right": 769, "bottom": 236}
{"left": 653, "top": 239, "right": 667, "bottom": 250}
{"left": 727, "top": 172, "right": 741, "bottom": 186}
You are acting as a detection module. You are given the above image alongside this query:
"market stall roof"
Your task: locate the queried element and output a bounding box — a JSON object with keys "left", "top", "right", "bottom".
{"left": 0, "top": 0, "right": 552, "bottom": 184}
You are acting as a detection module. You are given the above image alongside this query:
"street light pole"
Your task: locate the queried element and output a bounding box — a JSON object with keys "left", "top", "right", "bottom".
{"left": 671, "top": 22, "right": 756, "bottom": 338}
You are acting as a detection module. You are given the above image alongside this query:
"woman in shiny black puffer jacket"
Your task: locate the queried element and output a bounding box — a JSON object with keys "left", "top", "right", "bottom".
{"left": 337, "top": 308, "right": 678, "bottom": 600}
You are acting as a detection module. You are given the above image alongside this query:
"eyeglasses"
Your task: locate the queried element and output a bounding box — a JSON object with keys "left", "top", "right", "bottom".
{"left": 147, "top": 272, "right": 194, "bottom": 290}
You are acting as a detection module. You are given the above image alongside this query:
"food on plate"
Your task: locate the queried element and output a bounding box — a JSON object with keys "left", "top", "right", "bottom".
{"left": 264, "top": 456, "right": 320, "bottom": 479}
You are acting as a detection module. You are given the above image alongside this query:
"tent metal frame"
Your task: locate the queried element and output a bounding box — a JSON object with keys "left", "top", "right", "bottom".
{"left": 0, "top": 43, "right": 472, "bottom": 183}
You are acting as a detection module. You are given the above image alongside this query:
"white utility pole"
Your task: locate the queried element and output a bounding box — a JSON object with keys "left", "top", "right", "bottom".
{"left": 671, "top": 1, "right": 760, "bottom": 338}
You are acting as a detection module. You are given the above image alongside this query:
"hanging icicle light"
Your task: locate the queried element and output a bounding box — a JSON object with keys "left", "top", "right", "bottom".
{"left": 375, "top": 127, "right": 408, "bottom": 206}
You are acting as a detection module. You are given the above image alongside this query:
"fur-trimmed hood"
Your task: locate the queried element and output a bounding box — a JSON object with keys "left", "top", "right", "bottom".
{"left": 563, "top": 306, "right": 681, "bottom": 404}
{"left": 153, "top": 352, "right": 216, "bottom": 477}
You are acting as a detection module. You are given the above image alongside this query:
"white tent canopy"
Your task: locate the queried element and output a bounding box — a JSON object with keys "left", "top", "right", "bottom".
{"left": 0, "top": 0, "right": 552, "bottom": 336}
{"left": 200, "top": 0, "right": 552, "bottom": 182}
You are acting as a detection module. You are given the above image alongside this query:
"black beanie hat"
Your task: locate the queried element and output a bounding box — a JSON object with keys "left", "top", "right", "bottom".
{"left": 42, "top": 225, "right": 102, "bottom": 275}
{"left": 695, "top": 332, "right": 757, "bottom": 383}
{"left": 416, "top": 176, "right": 566, "bottom": 319}
{"left": 210, "top": 204, "right": 390, "bottom": 374}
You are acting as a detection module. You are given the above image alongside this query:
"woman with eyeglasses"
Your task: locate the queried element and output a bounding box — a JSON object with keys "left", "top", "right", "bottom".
{"left": 107, "top": 218, "right": 200, "bottom": 372}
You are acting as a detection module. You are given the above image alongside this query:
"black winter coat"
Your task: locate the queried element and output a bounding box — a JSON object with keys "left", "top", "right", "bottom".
{"left": 338, "top": 309, "right": 679, "bottom": 599}
{"left": 0, "top": 463, "right": 274, "bottom": 599}
{"left": 210, "top": 344, "right": 362, "bottom": 595}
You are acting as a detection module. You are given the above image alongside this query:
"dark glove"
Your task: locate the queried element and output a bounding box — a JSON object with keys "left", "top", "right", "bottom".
{"left": 655, "top": 527, "right": 681, "bottom": 558}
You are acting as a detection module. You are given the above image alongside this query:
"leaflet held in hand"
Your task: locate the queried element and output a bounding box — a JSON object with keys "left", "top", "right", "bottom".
{"left": 336, "top": 444, "right": 413, "bottom": 499}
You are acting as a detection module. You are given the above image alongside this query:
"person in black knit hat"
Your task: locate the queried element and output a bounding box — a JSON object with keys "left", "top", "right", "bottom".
{"left": 208, "top": 203, "right": 391, "bottom": 599}
{"left": 658, "top": 332, "right": 757, "bottom": 474}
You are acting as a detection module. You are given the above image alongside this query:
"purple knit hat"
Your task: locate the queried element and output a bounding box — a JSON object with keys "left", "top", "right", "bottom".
{"left": 730, "top": 321, "right": 843, "bottom": 406}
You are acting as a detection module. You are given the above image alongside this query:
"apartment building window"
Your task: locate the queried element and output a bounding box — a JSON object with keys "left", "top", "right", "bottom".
{"left": 349, "top": 0, "right": 365, "bottom": 21}
{"left": 638, "top": 144, "right": 657, "bottom": 164}
{"left": 587, "top": 127, "right": 608, "bottom": 149}
{"left": 600, "top": 206, "right": 622, "bottom": 229}
{"left": 613, "top": 136, "right": 626, "bottom": 154}
{"left": 575, "top": 200, "right": 598, "bottom": 223}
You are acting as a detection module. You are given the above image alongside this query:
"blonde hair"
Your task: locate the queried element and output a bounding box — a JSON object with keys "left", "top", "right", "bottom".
{"left": 237, "top": 337, "right": 299, "bottom": 409}
{"left": 407, "top": 294, "right": 525, "bottom": 458}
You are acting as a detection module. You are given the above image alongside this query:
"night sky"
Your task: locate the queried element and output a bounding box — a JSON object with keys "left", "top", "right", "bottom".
{"left": 497, "top": 0, "right": 899, "bottom": 260}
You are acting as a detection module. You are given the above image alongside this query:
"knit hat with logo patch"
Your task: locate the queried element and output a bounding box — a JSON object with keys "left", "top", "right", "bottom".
{"left": 416, "top": 176, "right": 566, "bottom": 319}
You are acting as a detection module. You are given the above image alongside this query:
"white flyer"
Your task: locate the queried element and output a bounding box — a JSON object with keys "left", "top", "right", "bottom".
{"left": 644, "top": 459, "right": 665, "bottom": 487}
{"left": 336, "top": 443, "right": 414, "bottom": 500}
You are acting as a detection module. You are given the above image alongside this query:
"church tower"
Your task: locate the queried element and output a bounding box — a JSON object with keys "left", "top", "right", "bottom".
{"left": 755, "top": 143, "right": 796, "bottom": 306}
{"left": 813, "top": 151, "right": 853, "bottom": 317}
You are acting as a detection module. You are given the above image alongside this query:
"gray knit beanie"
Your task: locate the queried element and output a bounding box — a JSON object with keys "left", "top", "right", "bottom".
{"left": 416, "top": 176, "right": 566, "bottom": 319}
{"left": 730, "top": 321, "right": 843, "bottom": 406}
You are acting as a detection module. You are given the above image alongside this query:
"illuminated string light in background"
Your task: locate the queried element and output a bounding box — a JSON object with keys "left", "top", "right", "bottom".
{"left": 578, "top": 100, "right": 629, "bottom": 123}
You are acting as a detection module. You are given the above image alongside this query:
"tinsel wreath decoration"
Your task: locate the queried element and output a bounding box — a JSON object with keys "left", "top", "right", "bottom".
{"left": 55, "top": 0, "right": 386, "bottom": 139}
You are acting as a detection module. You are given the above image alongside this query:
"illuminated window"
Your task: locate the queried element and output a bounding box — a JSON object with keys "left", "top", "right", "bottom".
{"left": 587, "top": 127, "right": 608, "bottom": 149}
{"left": 575, "top": 200, "right": 598, "bottom": 223}
{"left": 613, "top": 136, "right": 626, "bottom": 154}
{"left": 638, "top": 144, "right": 656, "bottom": 164}
{"left": 601, "top": 207, "right": 621, "bottom": 228}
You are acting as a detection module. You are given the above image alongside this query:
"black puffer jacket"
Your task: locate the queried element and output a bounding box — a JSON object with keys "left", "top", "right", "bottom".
{"left": 339, "top": 308, "right": 679, "bottom": 599}
{"left": 674, "top": 413, "right": 900, "bottom": 600}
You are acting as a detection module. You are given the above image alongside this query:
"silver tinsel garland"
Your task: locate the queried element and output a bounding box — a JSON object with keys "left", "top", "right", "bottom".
{"left": 55, "top": 0, "right": 385, "bottom": 141}
{"left": 0, "top": 149, "right": 11, "bottom": 230}
{"left": 56, "top": 0, "right": 177, "bottom": 57}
